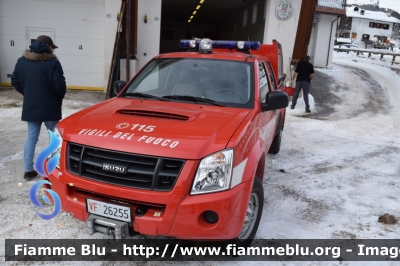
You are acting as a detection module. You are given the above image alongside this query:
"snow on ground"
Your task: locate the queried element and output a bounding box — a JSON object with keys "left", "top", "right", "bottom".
{"left": 1, "top": 51, "right": 400, "bottom": 266}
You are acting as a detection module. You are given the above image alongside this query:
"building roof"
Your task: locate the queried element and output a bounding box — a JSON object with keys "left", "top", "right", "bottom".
{"left": 346, "top": 7, "right": 400, "bottom": 23}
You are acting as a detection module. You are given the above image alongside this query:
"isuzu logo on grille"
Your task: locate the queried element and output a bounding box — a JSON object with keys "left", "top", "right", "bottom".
{"left": 102, "top": 163, "right": 127, "bottom": 174}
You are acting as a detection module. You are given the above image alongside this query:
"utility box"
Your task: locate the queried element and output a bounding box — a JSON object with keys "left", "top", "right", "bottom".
{"left": 120, "top": 59, "right": 139, "bottom": 81}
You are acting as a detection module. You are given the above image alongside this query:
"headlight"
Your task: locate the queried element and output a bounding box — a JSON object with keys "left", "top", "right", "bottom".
{"left": 191, "top": 149, "right": 233, "bottom": 195}
{"left": 52, "top": 126, "right": 63, "bottom": 169}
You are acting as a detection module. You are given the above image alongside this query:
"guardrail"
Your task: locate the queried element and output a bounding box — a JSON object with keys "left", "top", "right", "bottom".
{"left": 334, "top": 48, "right": 400, "bottom": 65}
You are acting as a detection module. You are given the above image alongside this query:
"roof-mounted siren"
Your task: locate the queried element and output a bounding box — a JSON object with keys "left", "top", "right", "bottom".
{"left": 179, "top": 39, "right": 260, "bottom": 53}
{"left": 360, "top": 9, "right": 365, "bottom": 15}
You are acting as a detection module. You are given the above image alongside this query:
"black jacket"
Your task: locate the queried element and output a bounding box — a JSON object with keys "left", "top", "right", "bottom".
{"left": 11, "top": 41, "right": 66, "bottom": 122}
{"left": 295, "top": 61, "right": 314, "bottom": 82}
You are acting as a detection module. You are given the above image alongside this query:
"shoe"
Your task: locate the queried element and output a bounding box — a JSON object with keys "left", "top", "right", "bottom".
{"left": 305, "top": 109, "right": 311, "bottom": 113}
{"left": 291, "top": 106, "right": 294, "bottom": 109}
{"left": 24, "top": 170, "right": 38, "bottom": 180}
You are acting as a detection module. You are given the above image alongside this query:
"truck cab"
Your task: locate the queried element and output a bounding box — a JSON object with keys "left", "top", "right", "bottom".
{"left": 48, "top": 39, "right": 289, "bottom": 244}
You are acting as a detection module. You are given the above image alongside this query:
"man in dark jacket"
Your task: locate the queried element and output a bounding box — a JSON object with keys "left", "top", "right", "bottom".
{"left": 290, "top": 55, "right": 315, "bottom": 113}
{"left": 11, "top": 35, "right": 66, "bottom": 180}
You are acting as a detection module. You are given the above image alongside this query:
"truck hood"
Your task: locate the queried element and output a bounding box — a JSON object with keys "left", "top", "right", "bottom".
{"left": 60, "top": 98, "right": 251, "bottom": 159}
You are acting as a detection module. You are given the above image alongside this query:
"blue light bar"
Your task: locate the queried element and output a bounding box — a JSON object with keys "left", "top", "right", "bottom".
{"left": 179, "top": 39, "right": 260, "bottom": 51}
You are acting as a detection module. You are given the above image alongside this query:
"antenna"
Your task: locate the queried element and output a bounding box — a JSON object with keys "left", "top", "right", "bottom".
{"left": 232, "top": 24, "right": 237, "bottom": 39}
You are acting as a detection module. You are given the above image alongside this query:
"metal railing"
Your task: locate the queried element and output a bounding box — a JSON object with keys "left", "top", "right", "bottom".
{"left": 318, "top": 0, "right": 346, "bottom": 10}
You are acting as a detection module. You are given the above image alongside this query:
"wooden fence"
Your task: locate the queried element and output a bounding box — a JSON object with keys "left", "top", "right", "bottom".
{"left": 333, "top": 48, "right": 400, "bottom": 65}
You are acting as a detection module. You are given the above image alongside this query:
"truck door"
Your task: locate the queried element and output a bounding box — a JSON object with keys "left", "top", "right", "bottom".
{"left": 264, "top": 61, "right": 280, "bottom": 121}
{"left": 258, "top": 61, "right": 278, "bottom": 148}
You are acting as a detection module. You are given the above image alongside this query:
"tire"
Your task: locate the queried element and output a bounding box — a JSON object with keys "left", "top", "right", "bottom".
{"left": 235, "top": 177, "right": 264, "bottom": 247}
{"left": 268, "top": 122, "right": 283, "bottom": 154}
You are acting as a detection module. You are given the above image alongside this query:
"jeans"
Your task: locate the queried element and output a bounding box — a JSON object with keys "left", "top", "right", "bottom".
{"left": 291, "top": 81, "right": 311, "bottom": 110}
{"left": 24, "top": 121, "right": 58, "bottom": 172}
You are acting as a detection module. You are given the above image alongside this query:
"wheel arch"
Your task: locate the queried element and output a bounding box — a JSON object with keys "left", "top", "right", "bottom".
{"left": 238, "top": 138, "right": 266, "bottom": 184}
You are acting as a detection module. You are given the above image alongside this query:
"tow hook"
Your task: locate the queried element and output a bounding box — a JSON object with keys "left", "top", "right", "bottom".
{"left": 87, "top": 214, "right": 130, "bottom": 241}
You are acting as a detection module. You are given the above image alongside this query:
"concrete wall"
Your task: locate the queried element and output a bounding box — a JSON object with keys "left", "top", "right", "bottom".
{"left": 263, "top": 0, "right": 302, "bottom": 79}
{"left": 311, "top": 13, "right": 338, "bottom": 68}
{"left": 136, "top": 0, "right": 162, "bottom": 72}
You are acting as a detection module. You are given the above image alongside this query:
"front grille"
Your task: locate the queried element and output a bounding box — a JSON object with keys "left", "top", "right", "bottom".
{"left": 67, "top": 143, "right": 185, "bottom": 191}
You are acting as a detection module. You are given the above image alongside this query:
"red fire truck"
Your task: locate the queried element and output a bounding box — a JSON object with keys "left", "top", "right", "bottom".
{"left": 48, "top": 39, "right": 289, "bottom": 244}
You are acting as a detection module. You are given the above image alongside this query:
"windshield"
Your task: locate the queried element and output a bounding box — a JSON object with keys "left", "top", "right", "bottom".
{"left": 120, "top": 58, "right": 254, "bottom": 108}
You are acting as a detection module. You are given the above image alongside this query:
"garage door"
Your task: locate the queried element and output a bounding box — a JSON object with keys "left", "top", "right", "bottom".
{"left": 0, "top": 0, "right": 105, "bottom": 91}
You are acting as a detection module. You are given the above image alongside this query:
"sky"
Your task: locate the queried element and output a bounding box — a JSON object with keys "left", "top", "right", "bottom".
{"left": 1, "top": 49, "right": 400, "bottom": 265}
{"left": 347, "top": 0, "right": 400, "bottom": 13}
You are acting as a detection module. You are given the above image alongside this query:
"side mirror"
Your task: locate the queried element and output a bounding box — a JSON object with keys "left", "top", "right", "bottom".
{"left": 261, "top": 91, "right": 288, "bottom": 112}
{"left": 278, "top": 73, "right": 287, "bottom": 85}
{"left": 113, "top": 80, "right": 126, "bottom": 96}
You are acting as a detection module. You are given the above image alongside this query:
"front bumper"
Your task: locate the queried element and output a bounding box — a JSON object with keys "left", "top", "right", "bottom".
{"left": 47, "top": 162, "right": 252, "bottom": 240}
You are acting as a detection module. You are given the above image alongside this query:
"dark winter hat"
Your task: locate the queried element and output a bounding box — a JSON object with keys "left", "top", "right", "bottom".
{"left": 36, "top": 35, "right": 58, "bottom": 49}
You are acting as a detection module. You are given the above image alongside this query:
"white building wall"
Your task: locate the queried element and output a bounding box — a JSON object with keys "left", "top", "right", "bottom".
{"left": 351, "top": 17, "right": 393, "bottom": 47}
{"left": 308, "top": 23, "right": 317, "bottom": 64}
{"left": 312, "top": 13, "right": 338, "bottom": 68}
{"left": 136, "top": 0, "right": 161, "bottom": 72}
{"left": 263, "top": 0, "right": 302, "bottom": 78}
{"left": 0, "top": 0, "right": 106, "bottom": 90}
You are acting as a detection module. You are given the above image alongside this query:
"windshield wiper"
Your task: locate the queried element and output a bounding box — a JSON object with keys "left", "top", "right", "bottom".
{"left": 121, "top": 92, "right": 170, "bottom": 101}
{"left": 162, "top": 95, "right": 225, "bottom": 106}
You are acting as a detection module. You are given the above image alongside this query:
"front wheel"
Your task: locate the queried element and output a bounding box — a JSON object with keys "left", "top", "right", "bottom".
{"left": 236, "top": 177, "right": 264, "bottom": 246}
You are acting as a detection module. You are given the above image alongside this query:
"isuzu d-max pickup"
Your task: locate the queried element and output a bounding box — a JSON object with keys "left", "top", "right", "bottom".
{"left": 46, "top": 39, "right": 289, "bottom": 244}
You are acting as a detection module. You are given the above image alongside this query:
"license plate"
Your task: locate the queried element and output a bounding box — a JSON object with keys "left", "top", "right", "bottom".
{"left": 86, "top": 198, "right": 131, "bottom": 222}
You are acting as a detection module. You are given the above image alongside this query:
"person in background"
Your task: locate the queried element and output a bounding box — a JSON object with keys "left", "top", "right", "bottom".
{"left": 11, "top": 35, "right": 66, "bottom": 180}
{"left": 290, "top": 55, "right": 315, "bottom": 113}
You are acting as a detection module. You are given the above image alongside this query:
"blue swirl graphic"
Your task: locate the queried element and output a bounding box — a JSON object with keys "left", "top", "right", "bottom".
{"left": 30, "top": 129, "right": 62, "bottom": 220}
{"left": 34, "top": 130, "right": 60, "bottom": 176}
{"left": 29, "top": 180, "right": 61, "bottom": 220}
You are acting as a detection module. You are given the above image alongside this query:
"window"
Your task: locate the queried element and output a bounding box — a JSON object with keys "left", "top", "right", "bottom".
{"left": 375, "top": 23, "right": 382, "bottom": 28}
{"left": 375, "top": 35, "right": 388, "bottom": 42}
{"left": 243, "top": 9, "right": 248, "bottom": 27}
{"left": 362, "top": 34, "right": 370, "bottom": 40}
{"left": 278, "top": 52, "right": 283, "bottom": 84}
{"left": 369, "top": 22, "right": 375, "bottom": 28}
{"left": 124, "top": 59, "right": 254, "bottom": 108}
{"left": 258, "top": 62, "right": 269, "bottom": 103}
{"left": 252, "top": 2, "right": 259, "bottom": 24}
{"left": 351, "top": 32, "right": 357, "bottom": 39}
{"left": 383, "top": 24, "right": 390, "bottom": 30}
{"left": 265, "top": 62, "right": 277, "bottom": 91}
